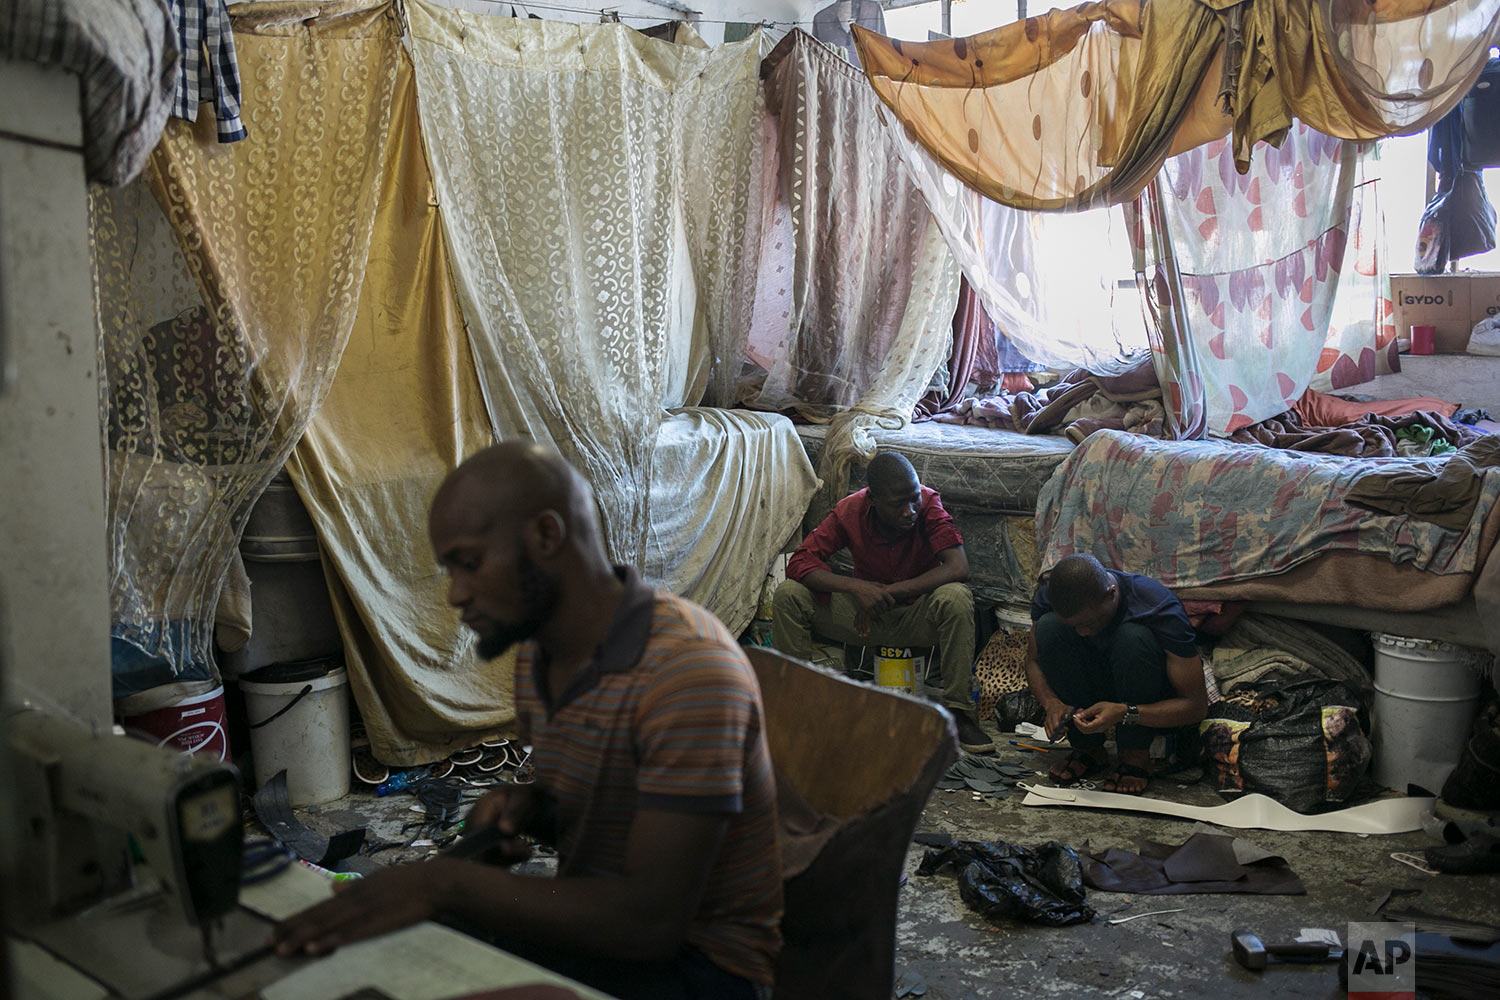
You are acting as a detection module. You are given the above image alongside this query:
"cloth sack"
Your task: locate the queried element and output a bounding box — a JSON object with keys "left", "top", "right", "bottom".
{"left": 1200, "top": 678, "right": 1372, "bottom": 813}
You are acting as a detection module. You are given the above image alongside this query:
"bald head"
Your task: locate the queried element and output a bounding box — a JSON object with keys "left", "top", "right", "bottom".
{"left": 429, "top": 442, "right": 611, "bottom": 659}
{"left": 431, "top": 441, "right": 599, "bottom": 546}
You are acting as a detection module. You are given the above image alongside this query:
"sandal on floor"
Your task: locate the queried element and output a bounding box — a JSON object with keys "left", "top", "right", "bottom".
{"left": 1102, "top": 763, "right": 1151, "bottom": 795}
{"left": 1050, "top": 750, "right": 1108, "bottom": 786}
{"left": 352, "top": 747, "right": 390, "bottom": 786}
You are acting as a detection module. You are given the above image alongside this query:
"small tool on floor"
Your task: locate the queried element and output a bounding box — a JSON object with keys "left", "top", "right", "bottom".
{"left": 440, "top": 823, "right": 532, "bottom": 865}
{"left": 1108, "top": 907, "right": 1185, "bottom": 925}
{"left": 1231, "top": 928, "right": 1344, "bottom": 971}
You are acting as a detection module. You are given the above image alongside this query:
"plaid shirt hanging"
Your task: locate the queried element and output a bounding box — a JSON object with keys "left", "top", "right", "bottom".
{"left": 170, "top": 0, "right": 247, "bottom": 142}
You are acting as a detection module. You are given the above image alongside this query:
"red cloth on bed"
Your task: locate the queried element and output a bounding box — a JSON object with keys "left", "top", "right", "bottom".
{"left": 1293, "top": 388, "right": 1459, "bottom": 426}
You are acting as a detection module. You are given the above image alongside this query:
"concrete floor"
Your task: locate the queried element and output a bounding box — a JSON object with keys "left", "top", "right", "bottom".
{"left": 276, "top": 352, "right": 1500, "bottom": 999}
{"left": 289, "top": 720, "right": 1498, "bottom": 1000}
{"left": 1363, "top": 351, "right": 1500, "bottom": 414}
{"left": 891, "top": 738, "right": 1492, "bottom": 1000}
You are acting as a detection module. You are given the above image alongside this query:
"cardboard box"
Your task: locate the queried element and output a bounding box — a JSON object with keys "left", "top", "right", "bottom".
{"left": 1390, "top": 273, "right": 1500, "bottom": 353}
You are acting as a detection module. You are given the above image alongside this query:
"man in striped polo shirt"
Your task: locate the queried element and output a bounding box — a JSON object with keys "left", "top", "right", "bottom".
{"left": 274, "top": 442, "right": 782, "bottom": 999}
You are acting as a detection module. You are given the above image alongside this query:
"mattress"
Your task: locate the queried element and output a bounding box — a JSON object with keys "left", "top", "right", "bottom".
{"left": 795, "top": 421, "right": 1074, "bottom": 516}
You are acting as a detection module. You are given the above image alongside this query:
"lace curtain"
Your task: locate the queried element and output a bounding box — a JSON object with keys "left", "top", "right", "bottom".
{"left": 1139, "top": 126, "right": 1396, "bottom": 435}
{"left": 92, "top": 0, "right": 400, "bottom": 693}
{"left": 283, "top": 54, "right": 509, "bottom": 766}
{"left": 741, "top": 30, "right": 960, "bottom": 500}
{"left": 407, "top": 0, "right": 763, "bottom": 567}
{"left": 852, "top": 0, "right": 1500, "bottom": 210}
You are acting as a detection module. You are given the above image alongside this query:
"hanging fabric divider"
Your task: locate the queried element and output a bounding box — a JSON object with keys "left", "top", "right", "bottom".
{"left": 742, "top": 30, "right": 961, "bottom": 508}
{"left": 93, "top": 0, "right": 401, "bottom": 696}
{"left": 407, "top": 0, "right": 765, "bottom": 569}
{"left": 283, "top": 50, "right": 513, "bottom": 766}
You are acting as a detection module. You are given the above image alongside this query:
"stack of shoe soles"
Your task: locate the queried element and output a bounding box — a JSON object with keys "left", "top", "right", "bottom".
{"left": 353, "top": 736, "right": 534, "bottom": 787}
{"left": 936, "top": 754, "right": 1035, "bottom": 799}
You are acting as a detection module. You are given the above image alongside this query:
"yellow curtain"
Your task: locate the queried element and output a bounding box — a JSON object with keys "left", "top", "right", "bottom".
{"left": 852, "top": 0, "right": 1500, "bottom": 211}
{"left": 1235, "top": 0, "right": 1500, "bottom": 168}
{"left": 852, "top": 0, "right": 1227, "bottom": 210}
{"left": 96, "top": 0, "right": 400, "bottom": 687}
{"left": 285, "top": 55, "right": 509, "bottom": 766}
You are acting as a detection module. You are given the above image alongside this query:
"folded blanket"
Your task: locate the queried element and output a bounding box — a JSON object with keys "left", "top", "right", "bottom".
{"left": 1208, "top": 613, "right": 1373, "bottom": 708}
{"left": 1293, "top": 388, "right": 1460, "bottom": 425}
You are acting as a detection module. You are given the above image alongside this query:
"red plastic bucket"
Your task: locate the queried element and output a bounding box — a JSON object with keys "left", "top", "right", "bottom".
{"left": 119, "top": 684, "right": 230, "bottom": 761}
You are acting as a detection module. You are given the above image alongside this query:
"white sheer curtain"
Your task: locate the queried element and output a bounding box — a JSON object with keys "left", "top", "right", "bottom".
{"left": 881, "top": 114, "right": 1148, "bottom": 375}
{"left": 408, "top": 1, "right": 764, "bottom": 567}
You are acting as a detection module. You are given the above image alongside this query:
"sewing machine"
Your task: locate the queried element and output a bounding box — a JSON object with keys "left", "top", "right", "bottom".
{"left": 3, "top": 705, "right": 265, "bottom": 999}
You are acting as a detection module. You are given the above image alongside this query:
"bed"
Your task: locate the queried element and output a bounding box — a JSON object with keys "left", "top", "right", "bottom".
{"left": 794, "top": 421, "right": 1074, "bottom": 605}
{"left": 1035, "top": 429, "right": 1500, "bottom": 655}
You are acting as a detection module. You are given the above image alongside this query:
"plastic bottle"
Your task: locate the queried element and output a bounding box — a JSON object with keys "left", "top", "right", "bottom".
{"left": 375, "top": 767, "right": 426, "bottom": 797}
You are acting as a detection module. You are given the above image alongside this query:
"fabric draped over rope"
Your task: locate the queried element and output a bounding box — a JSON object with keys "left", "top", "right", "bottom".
{"left": 283, "top": 53, "right": 509, "bottom": 765}
{"left": 92, "top": 0, "right": 400, "bottom": 693}
{"left": 855, "top": 0, "right": 1493, "bottom": 433}
{"left": 877, "top": 109, "right": 1148, "bottom": 375}
{"left": 742, "top": 30, "right": 961, "bottom": 504}
{"left": 95, "top": 2, "right": 818, "bottom": 761}
{"left": 852, "top": 0, "right": 1500, "bottom": 211}
{"left": 408, "top": 0, "right": 766, "bottom": 569}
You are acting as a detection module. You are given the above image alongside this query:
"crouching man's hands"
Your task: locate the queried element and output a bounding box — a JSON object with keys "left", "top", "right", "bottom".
{"left": 1072, "top": 701, "right": 1127, "bottom": 734}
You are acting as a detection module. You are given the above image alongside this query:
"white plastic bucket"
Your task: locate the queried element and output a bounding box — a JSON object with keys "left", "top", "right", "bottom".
{"left": 1371, "top": 633, "right": 1486, "bottom": 794}
{"left": 240, "top": 665, "right": 350, "bottom": 806}
{"left": 994, "top": 604, "right": 1032, "bottom": 632}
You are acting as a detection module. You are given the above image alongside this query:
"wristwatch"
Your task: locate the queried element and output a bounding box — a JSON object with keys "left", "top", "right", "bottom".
{"left": 1122, "top": 702, "right": 1140, "bottom": 726}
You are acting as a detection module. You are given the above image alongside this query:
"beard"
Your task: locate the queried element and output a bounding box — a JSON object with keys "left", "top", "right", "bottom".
{"left": 475, "top": 550, "right": 560, "bottom": 660}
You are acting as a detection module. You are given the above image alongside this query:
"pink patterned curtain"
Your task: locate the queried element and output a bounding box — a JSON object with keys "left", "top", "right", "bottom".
{"left": 1312, "top": 166, "right": 1400, "bottom": 393}
{"left": 1128, "top": 182, "right": 1209, "bottom": 440}
{"left": 1130, "top": 124, "right": 1397, "bottom": 436}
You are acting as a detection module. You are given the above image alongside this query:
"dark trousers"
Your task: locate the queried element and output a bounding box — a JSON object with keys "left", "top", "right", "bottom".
{"left": 1034, "top": 613, "right": 1176, "bottom": 752}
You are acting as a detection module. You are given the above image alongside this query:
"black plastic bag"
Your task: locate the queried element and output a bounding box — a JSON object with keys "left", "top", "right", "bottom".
{"left": 917, "top": 839, "right": 1094, "bottom": 926}
{"left": 1200, "top": 678, "right": 1371, "bottom": 813}
{"left": 996, "top": 689, "right": 1045, "bottom": 729}
{"left": 1415, "top": 170, "right": 1497, "bottom": 273}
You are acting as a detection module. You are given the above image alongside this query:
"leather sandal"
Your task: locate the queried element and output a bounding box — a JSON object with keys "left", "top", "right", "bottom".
{"left": 1102, "top": 763, "right": 1151, "bottom": 795}
{"left": 1051, "top": 750, "right": 1108, "bottom": 786}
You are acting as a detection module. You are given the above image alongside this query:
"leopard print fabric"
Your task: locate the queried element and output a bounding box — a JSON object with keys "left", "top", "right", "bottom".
{"left": 975, "top": 626, "right": 1031, "bottom": 721}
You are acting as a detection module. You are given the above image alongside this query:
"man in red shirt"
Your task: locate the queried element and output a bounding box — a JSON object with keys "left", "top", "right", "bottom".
{"left": 771, "top": 452, "right": 989, "bottom": 752}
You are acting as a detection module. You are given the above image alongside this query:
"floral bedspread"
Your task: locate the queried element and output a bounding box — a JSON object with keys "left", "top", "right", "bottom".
{"left": 1035, "top": 430, "right": 1500, "bottom": 587}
